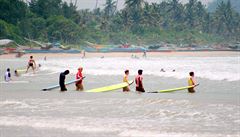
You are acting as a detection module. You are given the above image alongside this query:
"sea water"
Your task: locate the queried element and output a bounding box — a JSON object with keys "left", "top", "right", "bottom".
{"left": 0, "top": 55, "right": 239, "bottom": 137}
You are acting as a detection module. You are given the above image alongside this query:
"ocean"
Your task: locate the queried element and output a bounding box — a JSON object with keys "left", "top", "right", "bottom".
{"left": 0, "top": 53, "right": 239, "bottom": 137}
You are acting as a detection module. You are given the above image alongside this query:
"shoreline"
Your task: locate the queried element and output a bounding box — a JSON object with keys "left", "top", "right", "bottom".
{"left": 0, "top": 51, "right": 239, "bottom": 59}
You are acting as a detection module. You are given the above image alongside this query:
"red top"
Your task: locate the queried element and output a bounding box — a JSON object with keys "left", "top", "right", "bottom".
{"left": 76, "top": 71, "right": 83, "bottom": 84}
{"left": 135, "top": 75, "right": 143, "bottom": 88}
{"left": 28, "top": 59, "right": 34, "bottom": 63}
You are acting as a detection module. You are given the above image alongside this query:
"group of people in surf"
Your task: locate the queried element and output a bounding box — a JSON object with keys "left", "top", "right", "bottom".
{"left": 4, "top": 55, "right": 197, "bottom": 93}
{"left": 59, "top": 68, "right": 197, "bottom": 93}
{"left": 4, "top": 56, "right": 37, "bottom": 81}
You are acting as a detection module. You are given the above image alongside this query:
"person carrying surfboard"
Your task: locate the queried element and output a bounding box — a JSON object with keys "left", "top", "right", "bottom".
{"left": 59, "top": 70, "right": 70, "bottom": 92}
{"left": 75, "top": 67, "right": 84, "bottom": 91}
{"left": 123, "top": 70, "right": 130, "bottom": 92}
{"left": 188, "top": 72, "right": 197, "bottom": 93}
{"left": 26, "top": 56, "right": 36, "bottom": 73}
{"left": 135, "top": 69, "right": 145, "bottom": 92}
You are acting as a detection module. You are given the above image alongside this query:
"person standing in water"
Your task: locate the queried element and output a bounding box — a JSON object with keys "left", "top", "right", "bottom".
{"left": 75, "top": 67, "right": 84, "bottom": 91}
{"left": 135, "top": 69, "right": 145, "bottom": 92}
{"left": 4, "top": 68, "right": 11, "bottom": 82}
{"left": 59, "top": 70, "right": 70, "bottom": 92}
{"left": 26, "top": 56, "right": 36, "bottom": 73}
{"left": 123, "top": 70, "right": 130, "bottom": 92}
{"left": 188, "top": 72, "right": 197, "bottom": 93}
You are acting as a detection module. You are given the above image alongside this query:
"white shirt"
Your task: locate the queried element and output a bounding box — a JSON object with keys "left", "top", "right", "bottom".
{"left": 4, "top": 71, "right": 11, "bottom": 82}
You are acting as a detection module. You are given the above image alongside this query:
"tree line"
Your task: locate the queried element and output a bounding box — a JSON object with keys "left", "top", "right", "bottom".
{"left": 0, "top": 0, "right": 239, "bottom": 46}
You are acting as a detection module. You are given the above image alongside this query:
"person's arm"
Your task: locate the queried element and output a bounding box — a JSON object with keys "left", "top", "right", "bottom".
{"left": 33, "top": 60, "right": 36, "bottom": 68}
{"left": 190, "top": 77, "right": 195, "bottom": 85}
{"left": 139, "top": 77, "right": 143, "bottom": 88}
{"left": 125, "top": 76, "right": 130, "bottom": 85}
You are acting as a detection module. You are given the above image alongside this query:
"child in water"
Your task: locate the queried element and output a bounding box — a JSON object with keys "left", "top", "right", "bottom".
{"left": 4, "top": 68, "right": 11, "bottom": 82}
{"left": 123, "top": 70, "right": 130, "bottom": 92}
{"left": 188, "top": 72, "right": 197, "bottom": 93}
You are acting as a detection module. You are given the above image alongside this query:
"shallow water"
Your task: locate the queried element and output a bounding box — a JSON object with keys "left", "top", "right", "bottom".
{"left": 0, "top": 54, "right": 239, "bottom": 137}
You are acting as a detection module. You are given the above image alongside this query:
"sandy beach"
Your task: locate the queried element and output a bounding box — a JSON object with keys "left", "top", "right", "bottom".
{"left": 1, "top": 51, "right": 239, "bottom": 59}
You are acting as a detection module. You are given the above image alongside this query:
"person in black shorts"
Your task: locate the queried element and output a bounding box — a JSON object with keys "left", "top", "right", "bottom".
{"left": 26, "top": 56, "right": 36, "bottom": 73}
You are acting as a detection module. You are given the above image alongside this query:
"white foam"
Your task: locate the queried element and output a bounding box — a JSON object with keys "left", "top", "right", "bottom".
{"left": 39, "top": 57, "right": 240, "bottom": 82}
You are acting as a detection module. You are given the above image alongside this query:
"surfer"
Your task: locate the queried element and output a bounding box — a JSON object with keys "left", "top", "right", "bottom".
{"left": 59, "top": 70, "right": 70, "bottom": 91}
{"left": 188, "top": 72, "right": 197, "bottom": 93}
{"left": 26, "top": 56, "right": 36, "bottom": 73}
{"left": 76, "top": 67, "right": 84, "bottom": 91}
{"left": 135, "top": 69, "right": 145, "bottom": 92}
{"left": 123, "top": 70, "right": 130, "bottom": 92}
{"left": 4, "top": 68, "right": 11, "bottom": 82}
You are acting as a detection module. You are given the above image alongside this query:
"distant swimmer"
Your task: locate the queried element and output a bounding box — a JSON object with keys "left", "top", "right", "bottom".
{"left": 188, "top": 72, "right": 197, "bottom": 93}
{"left": 59, "top": 70, "right": 70, "bottom": 92}
{"left": 123, "top": 70, "right": 130, "bottom": 92}
{"left": 4, "top": 68, "right": 11, "bottom": 82}
{"left": 76, "top": 67, "right": 84, "bottom": 91}
{"left": 26, "top": 56, "right": 36, "bottom": 73}
{"left": 160, "top": 68, "right": 165, "bottom": 72}
{"left": 172, "top": 69, "right": 176, "bottom": 72}
{"left": 135, "top": 69, "right": 145, "bottom": 92}
{"left": 44, "top": 56, "right": 47, "bottom": 61}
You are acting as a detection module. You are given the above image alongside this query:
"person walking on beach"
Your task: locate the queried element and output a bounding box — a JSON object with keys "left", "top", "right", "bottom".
{"left": 26, "top": 56, "right": 36, "bottom": 73}
{"left": 82, "top": 50, "right": 86, "bottom": 58}
{"left": 143, "top": 50, "right": 147, "bottom": 58}
{"left": 135, "top": 69, "right": 145, "bottom": 92}
{"left": 59, "top": 70, "right": 70, "bottom": 91}
{"left": 4, "top": 68, "right": 11, "bottom": 82}
{"left": 76, "top": 67, "right": 84, "bottom": 91}
{"left": 123, "top": 70, "right": 130, "bottom": 92}
{"left": 188, "top": 72, "right": 197, "bottom": 93}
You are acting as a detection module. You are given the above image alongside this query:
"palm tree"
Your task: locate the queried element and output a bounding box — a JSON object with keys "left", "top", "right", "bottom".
{"left": 104, "top": 0, "right": 117, "bottom": 18}
{"left": 124, "top": 0, "right": 144, "bottom": 25}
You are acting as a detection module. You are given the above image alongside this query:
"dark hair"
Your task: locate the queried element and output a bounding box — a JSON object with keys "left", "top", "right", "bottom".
{"left": 64, "top": 70, "right": 70, "bottom": 75}
{"left": 189, "top": 72, "right": 194, "bottom": 76}
{"left": 30, "top": 56, "right": 33, "bottom": 59}
{"left": 7, "top": 68, "right": 10, "bottom": 71}
{"left": 125, "top": 70, "right": 129, "bottom": 74}
{"left": 138, "top": 69, "right": 143, "bottom": 75}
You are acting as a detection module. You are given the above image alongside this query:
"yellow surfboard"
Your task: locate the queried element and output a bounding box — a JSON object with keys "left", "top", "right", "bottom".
{"left": 85, "top": 80, "right": 134, "bottom": 93}
{"left": 148, "top": 84, "right": 199, "bottom": 93}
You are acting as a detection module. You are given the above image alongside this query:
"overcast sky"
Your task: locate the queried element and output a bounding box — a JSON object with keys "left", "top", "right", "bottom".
{"left": 64, "top": 0, "right": 214, "bottom": 10}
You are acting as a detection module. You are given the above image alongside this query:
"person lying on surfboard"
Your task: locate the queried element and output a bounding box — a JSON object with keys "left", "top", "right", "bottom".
{"left": 76, "top": 67, "right": 84, "bottom": 91}
{"left": 59, "top": 70, "right": 69, "bottom": 92}
{"left": 123, "top": 70, "right": 130, "bottom": 92}
{"left": 135, "top": 69, "right": 145, "bottom": 92}
{"left": 26, "top": 56, "right": 36, "bottom": 73}
{"left": 188, "top": 72, "right": 197, "bottom": 93}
